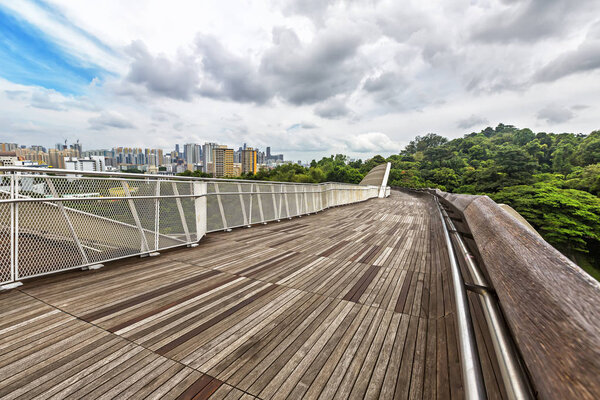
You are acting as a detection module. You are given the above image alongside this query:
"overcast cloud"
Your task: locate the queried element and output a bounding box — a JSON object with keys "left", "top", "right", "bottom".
{"left": 0, "top": 0, "right": 599, "bottom": 161}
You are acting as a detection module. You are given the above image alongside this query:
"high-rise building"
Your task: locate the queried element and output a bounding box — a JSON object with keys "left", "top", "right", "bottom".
{"left": 70, "top": 140, "right": 82, "bottom": 156}
{"left": 266, "top": 147, "right": 284, "bottom": 162}
{"left": 233, "top": 163, "right": 242, "bottom": 177}
{"left": 212, "top": 146, "right": 234, "bottom": 177}
{"left": 16, "top": 148, "right": 49, "bottom": 165}
{"left": 48, "top": 148, "right": 78, "bottom": 169}
{"left": 202, "top": 142, "right": 218, "bottom": 173}
{"left": 0, "top": 143, "right": 18, "bottom": 152}
{"left": 183, "top": 143, "right": 201, "bottom": 167}
{"left": 241, "top": 147, "right": 257, "bottom": 174}
{"left": 64, "top": 156, "right": 106, "bottom": 172}
{"left": 257, "top": 150, "right": 266, "bottom": 165}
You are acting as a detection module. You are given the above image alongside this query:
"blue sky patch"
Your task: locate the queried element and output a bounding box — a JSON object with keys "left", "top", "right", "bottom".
{"left": 0, "top": 6, "right": 108, "bottom": 94}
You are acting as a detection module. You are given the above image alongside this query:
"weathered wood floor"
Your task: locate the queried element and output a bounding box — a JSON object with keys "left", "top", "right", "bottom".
{"left": 0, "top": 191, "right": 503, "bottom": 399}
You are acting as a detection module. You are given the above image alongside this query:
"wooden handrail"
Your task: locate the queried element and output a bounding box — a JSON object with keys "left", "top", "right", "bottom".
{"left": 426, "top": 188, "right": 600, "bottom": 399}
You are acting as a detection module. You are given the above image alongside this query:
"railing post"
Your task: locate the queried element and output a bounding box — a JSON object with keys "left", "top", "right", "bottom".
{"left": 237, "top": 183, "right": 249, "bottom": 227}
{"left": 193, "top": 181, "right": 207, "bottom": 241}
{"left": 10, "top": 173, "right": 16, "bottom": 283}
{"left": 213, "top": 183, "right": 229, "bottom": 231}
{"left": 46, "top": 177, "right": 90, "bottom": 265}
{"left": 256, "top": 184, "right": 265, "bottom": 223}
{"left": 171, "top": 181, "right": 191, "bottom": 244}
{"left": 248, "top": 183, "right": 254, "bottom": 226}
{"left": 121, "top": 181, "right": 151, "bottom": 254}
{"left": 154, "top": 180, "right": 161, "bottom": 251}
{"left": 304, "top": 185, "right": 309, "bottom": 213}
{"left": 295, "top": 185, "right": 301, "bottom": 215}
{"left": 271, "top": 184, "right": 279, "bottom": 221}
{"left": 284, "top": 185, "right": 291, "bottom": 218}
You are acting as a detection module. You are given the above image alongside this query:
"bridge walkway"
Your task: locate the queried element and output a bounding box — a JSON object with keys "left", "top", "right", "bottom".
{"left": 0, "top": 191, "right": 504, "bottom": 399}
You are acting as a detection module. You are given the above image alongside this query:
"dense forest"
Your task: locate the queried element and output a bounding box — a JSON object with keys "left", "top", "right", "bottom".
{"left": 181, "top": 124, "right": 600, "bottom": 279}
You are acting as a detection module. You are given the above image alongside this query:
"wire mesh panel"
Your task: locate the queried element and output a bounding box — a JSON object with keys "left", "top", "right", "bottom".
{"left": 6, "top": 173, "right": 202, "bottom": 281}
{"left": 258, "top": 183, "right": 277, "bottom": 222}
{"left": 217, "top": 181, "right": 246, "bottom": 229}
{"left": 0, "top": 168, "right": 380, "bottom": 284}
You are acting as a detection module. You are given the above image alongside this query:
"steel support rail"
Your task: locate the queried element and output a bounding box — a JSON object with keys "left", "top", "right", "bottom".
{"left": 435, "top": 196, "right": 487, "bottom": 400}
{"left": 440, "top": 204, "right": 534, "bottom": 400}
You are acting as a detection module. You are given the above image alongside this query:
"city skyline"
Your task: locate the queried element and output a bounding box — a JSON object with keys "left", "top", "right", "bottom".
{"left": 0, "top": 138, "right": 292, "bottom": 175}
{"left": 1, "top": 1, "right": 599, "bottom": 162}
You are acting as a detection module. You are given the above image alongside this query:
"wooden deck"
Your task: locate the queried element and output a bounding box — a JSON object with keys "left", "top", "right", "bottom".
{"left": 0, "top": 191, "right": 504, "bottom": 399}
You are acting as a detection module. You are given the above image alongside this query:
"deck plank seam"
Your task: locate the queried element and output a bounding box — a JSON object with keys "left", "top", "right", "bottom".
{"left": 13, "top": 288, "right": 266, "bottom": 400}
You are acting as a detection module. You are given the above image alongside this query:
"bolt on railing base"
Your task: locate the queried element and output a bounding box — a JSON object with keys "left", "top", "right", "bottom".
{"left": 141, "top": 252, "right": 161, "bottom": 258}
{"left": 187, "top": 243, "right": 199, "bottom": 248}
{"left": 1, "top": 282, "right": 23, "bottom": 291}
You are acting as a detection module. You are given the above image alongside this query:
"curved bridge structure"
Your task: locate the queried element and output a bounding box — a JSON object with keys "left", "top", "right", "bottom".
{"left": 0, "top": 167, "right": 598, "bottom": 399}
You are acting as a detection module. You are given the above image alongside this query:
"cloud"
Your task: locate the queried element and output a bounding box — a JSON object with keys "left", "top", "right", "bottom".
{"left": 260, "top": 26, "right": 365, "bottom": 105}
{"left": 287, "top": 122, "right": 319, "bottom": 131}
{"left": 10, "top": 121, "right": 43, "bottom": 133}
{"left": 89, "top": 111, "right": 135, "bottom": 130}
{"left": 344, "top": 132, "right": 402, "bottom": 153}
{"left": 536, "top": 105, "right": 575, "bottom": 124}
{"left": 194, "top": 35, "right": 270, "bottom": 103}
{"left": 30, "top": 90, "right": 66, "bottom": 111}
{"left": 280, "top": 0, "right": 336, "bottom": 25}
{"left": 124, "top": 40, "right": 200, "bottom": 101}
{"left": 4, "top": 90, "right": 29, "bottom": 101}
{"left": 534, "top": 21, "right": 600, "bottom": 83}
{"left": 314, "top": 98, "right": 352, "bottom": 119}
{"left": 457, "top": 114, "right": 489, "bottom": 129}
{"left": 472, "top": 0, "right": 597, "bottom": 43}
{"left": 122, "top": 25, "right": 366, "bottom": 106}
{"left": 571, "top": 104, "right": 589, "bottom": 111}
{"left": 362, "top": 71, "right": 408, "bottom": 106}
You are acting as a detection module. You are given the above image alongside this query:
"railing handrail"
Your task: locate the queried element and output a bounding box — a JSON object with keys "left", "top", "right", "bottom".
{"left": 0, "top": 166, "right": 371, "bottom": 187}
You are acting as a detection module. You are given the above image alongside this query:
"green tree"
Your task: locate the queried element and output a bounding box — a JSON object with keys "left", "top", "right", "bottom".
{"left": 491, "top": 183, "right": 600, "bottom": 259}
{"left": 575, "top": 130, "right": 600, "bottom": 165}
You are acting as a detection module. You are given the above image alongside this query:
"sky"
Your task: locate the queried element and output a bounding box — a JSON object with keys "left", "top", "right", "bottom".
{"left": 0, "top": 0, "right": 599, "bottom": 162}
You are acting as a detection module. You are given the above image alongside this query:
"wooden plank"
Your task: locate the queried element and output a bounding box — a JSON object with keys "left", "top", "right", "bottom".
{"left": 0, "top": 190, "right": 511, "bottom": 400}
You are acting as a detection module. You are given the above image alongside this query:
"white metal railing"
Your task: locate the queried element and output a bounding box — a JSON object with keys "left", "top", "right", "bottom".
{"left": 0, "top": 167, "right": 381, "bottom": 286}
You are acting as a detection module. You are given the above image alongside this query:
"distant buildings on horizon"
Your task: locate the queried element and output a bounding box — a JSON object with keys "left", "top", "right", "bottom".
{"left": 0, "top": 140, "right": 294, "bottom": 177}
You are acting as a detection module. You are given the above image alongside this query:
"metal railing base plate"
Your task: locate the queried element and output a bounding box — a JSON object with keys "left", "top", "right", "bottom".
{"left": 1, "top": 282, "right": 23, "bottom": 291}
{"left": 82, "top": 264, "right": 104, "bottom": 271}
